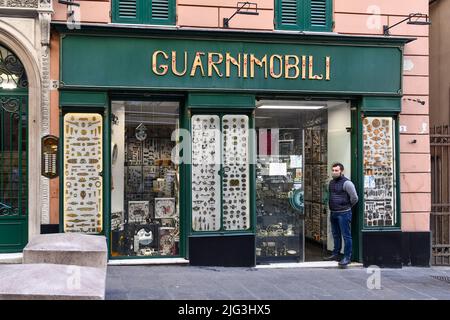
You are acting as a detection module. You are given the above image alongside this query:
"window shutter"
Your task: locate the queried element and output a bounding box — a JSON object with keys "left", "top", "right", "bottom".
{"left": 308, "top": 0, "right": 332, "bottom": 31}
{"left": 276, "top": 0, "right": 332, "bottom": 31}
{"left": 280, "top": 0, "right": 298, "bottom": 26}
{"left": 150, "top": 0, "right": 175, "bottom": 25}
{"left": 113, "top": 0, "right": 175, "bottom": 25}
{"left": 310, "top": 0, "right": 327, "bottom": 27}
{"left": 116, "top": 0, "right": 139, "bottom": 23}
{"left": 152, "top": 0, "right": 169, "bottom": 20}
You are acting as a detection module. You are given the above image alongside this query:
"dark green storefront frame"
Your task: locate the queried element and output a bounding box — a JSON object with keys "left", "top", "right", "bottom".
{"left": 55, "top": 24, "right": 412, "bottom": 263}
{"left": 0, "top": 90, "right": 29, "bottom": 253}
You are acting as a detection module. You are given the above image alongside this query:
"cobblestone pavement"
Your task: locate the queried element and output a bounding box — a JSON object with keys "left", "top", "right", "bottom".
{"left": 106, "top": 265, "right": 450, "bottom": 300}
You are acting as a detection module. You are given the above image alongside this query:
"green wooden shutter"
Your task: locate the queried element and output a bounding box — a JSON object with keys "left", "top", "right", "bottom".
{"left": 113, "top": 0, "right": 175, "bottom": 25}
{"left": 307, "top": 0, "right": 332, "bottom": 31}
{"left": 276, "top": 0, "right": 304, "bottom": 30}
{"left": 148, "top": 0, "right": 175, "bottom": 25}
{"left": 280, "top": 0, "right": 298, "bottom": 26}
{"left": 276, "top": 0, "right": 332, "bottom": 31}
{"left": 114, "top": 0, "right": 140, "bottom": 23}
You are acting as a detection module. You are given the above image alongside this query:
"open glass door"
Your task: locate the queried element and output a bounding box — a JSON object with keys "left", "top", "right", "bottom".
{"left": 255, "top": 100, "right": 351, "bottom": 263}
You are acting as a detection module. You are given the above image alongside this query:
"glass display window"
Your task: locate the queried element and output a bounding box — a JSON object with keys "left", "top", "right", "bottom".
{"left": 363, "top": 116, "right": 397, "bottom": 227}
{"left": 110, "top": 101, "right": 180, "bottom": 257}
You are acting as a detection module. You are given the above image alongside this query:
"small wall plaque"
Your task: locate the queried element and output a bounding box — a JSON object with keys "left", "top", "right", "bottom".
{"left": 42, "top": 135, "right": 59, "bottom": 179}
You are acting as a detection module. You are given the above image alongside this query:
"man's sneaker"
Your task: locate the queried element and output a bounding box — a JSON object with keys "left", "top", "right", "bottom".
{"left": 323, "top": 254, "right": 340, "bottom": 261}
{"left": 338, "top": 257, "right": 351, "bottom": 267}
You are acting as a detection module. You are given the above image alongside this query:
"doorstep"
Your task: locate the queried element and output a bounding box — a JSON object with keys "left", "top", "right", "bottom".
{"left": 255, "top": 261, "right": 364, "bottom": 269}
{"left": 0, "top": 253, "right": 23, "bottom": 264}
{"left": 108, "top": 258, "right": 189, "bottom": 266}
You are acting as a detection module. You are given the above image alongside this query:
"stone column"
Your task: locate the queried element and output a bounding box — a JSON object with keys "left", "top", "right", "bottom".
{"left": 38, "top": 1, "right": 53, "bottom": 225}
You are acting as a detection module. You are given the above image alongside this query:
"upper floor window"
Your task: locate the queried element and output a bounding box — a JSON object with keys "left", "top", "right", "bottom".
{"left": 275, "top": 0, "right": 332, "bottom": 32}
{"left": 113, "top": 0, "right": 175, "bottom": 25}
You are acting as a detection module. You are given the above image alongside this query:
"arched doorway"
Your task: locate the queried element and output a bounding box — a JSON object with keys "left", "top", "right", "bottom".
{"left": 0, "top": 43, "right": 28, "bottom": 252}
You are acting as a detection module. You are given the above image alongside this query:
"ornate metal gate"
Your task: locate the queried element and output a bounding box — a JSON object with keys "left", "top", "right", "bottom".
{"left": 0, "top": 44, "right": 29, "bottom": 252}
{"left": 431, "top": 125, "right": 450, "bottom": 265}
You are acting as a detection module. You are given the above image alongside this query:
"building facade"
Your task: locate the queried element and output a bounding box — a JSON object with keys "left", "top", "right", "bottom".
{"left": 1, "top": 0, "right": 431, "bottom": 267}
{"left": 429, "top": 0, "right": 450, "bottom": 265}
{"left": 0, "top": 0, "right": 53, "bottom": 252}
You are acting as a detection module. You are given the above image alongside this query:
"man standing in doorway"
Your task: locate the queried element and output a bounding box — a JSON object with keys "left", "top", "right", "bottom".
{"left": 324, "top": 162, "right": 358, "bottom": 267}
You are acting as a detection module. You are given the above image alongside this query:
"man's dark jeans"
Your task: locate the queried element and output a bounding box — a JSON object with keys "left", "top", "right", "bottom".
{"left": 330, "top": 210, "right": 352, "bottom": 259}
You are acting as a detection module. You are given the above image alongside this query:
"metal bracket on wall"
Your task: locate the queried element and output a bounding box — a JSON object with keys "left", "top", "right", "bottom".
{"left": 223, "top": 2, "right": 259, "bottom": 28}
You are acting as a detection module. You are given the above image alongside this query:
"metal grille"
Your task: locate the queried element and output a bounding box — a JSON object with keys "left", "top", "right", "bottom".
{"left": 0, "top": 95, "right": 28, "bottom": 217}
{"left": 310, "top": 0, "right": 327, "bottom": 27}
{"left": 431, "top": 125, "right": 450, "bottom": 265}
{"left": 152, "top": 0, "right": 169, "bottom": 20}
{"left": 280, "top": 0, "right": 298, "bottom": 25}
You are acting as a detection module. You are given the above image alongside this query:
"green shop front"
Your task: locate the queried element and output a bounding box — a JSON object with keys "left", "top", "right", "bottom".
{"left": 54, "top": 24, "right": 412, "bottom": 267}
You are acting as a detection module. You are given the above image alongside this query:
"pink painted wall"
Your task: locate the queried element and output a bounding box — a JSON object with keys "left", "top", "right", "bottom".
{"left": 334, "top": 0, "right": 430, "bottom": 232}
{"left": 50, "top": 1, "right": 431, "bottom": 232}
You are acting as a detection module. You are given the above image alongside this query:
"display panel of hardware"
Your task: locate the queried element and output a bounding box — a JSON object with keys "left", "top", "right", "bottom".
{"left": 191, "top": 115, "right": 221, "bottom": 231}
{"left": 63, "top": 113, "right": 103, "bottom": 233}
{"left": 222, "top": 115, "right": 250, "bottom": 231}
{"left": 363, "top": 117, "right": 396, "bottom": 227}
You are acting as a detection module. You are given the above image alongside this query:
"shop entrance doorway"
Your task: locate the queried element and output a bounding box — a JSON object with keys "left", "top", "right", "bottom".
{"left": 255, "top": 100, "right": 352, "bottom": 263}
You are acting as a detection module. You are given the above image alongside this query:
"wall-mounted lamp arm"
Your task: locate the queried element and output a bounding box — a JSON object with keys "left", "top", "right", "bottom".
{"left": 58, "top": 0, "right": 80, "bottom": 6}
{"left": 383, "top": 13, "right": 430, "bottom": 35}
{"left": 223, "top": 2, "right": 259, "bottom": 28}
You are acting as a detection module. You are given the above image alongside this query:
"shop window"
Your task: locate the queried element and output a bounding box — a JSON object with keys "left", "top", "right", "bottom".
{"left": 191, "top": 114, "right": 250, "bottom": 232}
{"left": 275, "top": 0, "right": 332, "bottom": 32}
{"left": 63, "top": 113, "right": 104, "bottom": 234}
{"left": 113, "top": 0, "right": 175, "bottom": 25}
{"left": 363, "top": 116, "right": 398, "bottom": 228}
{"left": 110, "top": 101, "right": 180, "bottom": 257}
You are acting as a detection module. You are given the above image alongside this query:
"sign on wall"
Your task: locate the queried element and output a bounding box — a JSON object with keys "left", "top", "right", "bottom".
{"left": 60, "top": 35, "right": 403, "bottom": 95}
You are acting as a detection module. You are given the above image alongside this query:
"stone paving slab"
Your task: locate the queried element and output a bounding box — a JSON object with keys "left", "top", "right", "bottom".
{"left": 106, "top": 265, "right": 450, "bottom": 300}
{"left": 23, "top": 233, "right": 107, "bottom": 269}
{"left": 0, "top": 264, "right": 106, "bottom": 300}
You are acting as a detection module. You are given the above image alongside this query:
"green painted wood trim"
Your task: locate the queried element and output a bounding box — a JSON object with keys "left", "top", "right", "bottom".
{"left": 187, "top": 93, "right": 256, "bottom": 109}
{"left": 59, "top": 91, "right": 108, "bottom": 108}
{"left": 103, "top": 107, "right": 111, "bottom": 240}
{"left": 178, "top": 98, "right": 188, "bottom": 258}
{"left": 351, "top": 102, "right": 362, "bottom": 262}
{"left": 0, "top": 92, "right": 28, "bottom": 253}
{"left": 361, "top": 97, "right": 402, "bottom": 112}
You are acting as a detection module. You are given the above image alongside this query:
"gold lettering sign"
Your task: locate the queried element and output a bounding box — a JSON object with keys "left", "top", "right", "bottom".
{"left": 152, "top": 50, "right": 331, "bottom": 81}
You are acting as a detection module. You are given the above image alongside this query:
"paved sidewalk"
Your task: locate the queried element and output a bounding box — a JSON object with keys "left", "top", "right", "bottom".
{"left": 106, "top": 265, "right": 450, "bottom": 300}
